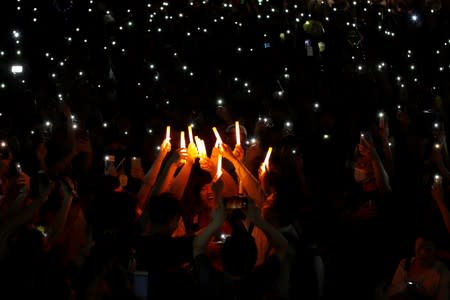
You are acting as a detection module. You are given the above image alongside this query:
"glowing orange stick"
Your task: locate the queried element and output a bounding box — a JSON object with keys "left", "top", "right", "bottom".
{"left": 199, "top": 140, "right": 207, "bottom": 158}
{"left": 235, "top": 121, "right": 241, "bottom": 145}
{"left": 212, "top": 127, "right": 223, "bottom": 145}
{"left": 180, "top": 131, "right": 186, "bottom": 149}
{"left": 263, "top": 147, "right": 273, "bottom": 170}
{"left": 165, "top": 126, "right": 171, "bottom": 142}
{"left": 188, "top": 125, "right": 194, "bottom": 144}
{"left": 217, "top": 154, "right": 223, "bottom": 178}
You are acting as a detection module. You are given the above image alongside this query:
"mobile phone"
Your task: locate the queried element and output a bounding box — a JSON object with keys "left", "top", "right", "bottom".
{"left": 305, "top": 40, "right": 313, "bottom": 56}
{"left": 131, "top": 157, "right": 142, "bottom": 169}
{"left": 15, "top": 162, "right": 22, "bottom": 174}
{"left": 133, "top": 271, "right": 149, "bottom": 300}
{"left": 434, "top": 174, "right": 442, "bottom": 185}
{"left": 224, "top": 196, "right": 248, "bottom": 210}
{"left": 104, "top": 155, "right": 115, "bottom": 174}
{"left": 0, "top": 140, "right": 9, "bottom": 159}
{"left": 360, "top": 131, "right": 373, "bottom": 144}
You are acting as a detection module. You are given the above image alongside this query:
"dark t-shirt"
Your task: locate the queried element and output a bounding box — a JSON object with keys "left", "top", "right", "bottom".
{"left": 135, "top": 234, "right": 195, "bottom": 300}
{"left": 193, "top": 253, "right": 282, "bottom": 300}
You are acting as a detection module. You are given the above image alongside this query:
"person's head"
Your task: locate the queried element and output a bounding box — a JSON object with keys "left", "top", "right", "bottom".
{"left": 199, "top": 183, "right": 217, "bottom": 209}
{"left": 414, "top": 235, "right": 436, "bottom": 264}
{"left": 221, "top": 218, "right": 257, "bottom": 278}
{"left": 148, "top": 193, "right": 182, "bottom": 235}
{"left": 225, "top": 124, "right": 247, "bottom": 147}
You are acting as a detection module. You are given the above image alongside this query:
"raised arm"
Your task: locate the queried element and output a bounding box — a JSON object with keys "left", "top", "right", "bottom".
{"left": 137, "top": 140, "right": 171, "bottom": 210}
{"left": 0, "top": 179, "right": 54, "bottom": 249}
{"left": 199, "top": 147, "right": 238, "bottom": 197}
{"left": 245, "top": 199, "right": 288, "bottom": 259}
{"left": 359, "top": 136, "right": 392, "bottom": 194}
{"left": 46, "top": 178, "right": 74, "bottom": 245}
{"left": 378, "top": 119, "right": 394, "bottom": 176}
{"left": 222, "top": 144, "right": 265, "bottom": 206}
{"left": 431, "top": 180, "right": 450, "bottom": 234}
{"left": 169, "top": 144, "right": 198, "bottom": 201}
{"left": 139, "top": 149, "right": 185, "bottom": 227}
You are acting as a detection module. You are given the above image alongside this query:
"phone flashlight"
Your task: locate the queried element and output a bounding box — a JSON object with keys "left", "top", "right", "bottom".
{"left": 434, "top": 174, "right": 442, "bottom": 185}
{"left": 15, "top": 162, "right": 22, "bottom": 174}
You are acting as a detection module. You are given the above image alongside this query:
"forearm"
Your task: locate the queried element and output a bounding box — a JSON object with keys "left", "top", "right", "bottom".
{"left": 169, "top": 160, "right": 194, "bottom": 201}
{"left": 193, "top": 219, "right": 222, "bottom": 257}
{"left": 371, "top": 156, "right": 391, "bottom": 194}
{"left": 253, "top": 218, "right": 288, "bottom": 258}
{"left": 436, "top": 162, "right": 450, "bottom": 182}
{"left": 219, "top": 169, "right": 238, "bottom": 197}
{"left": 47, "top": 195, "right": 73, "bottom": 245}
{"left": 137, "top": 156, "right": 165, "bottom": 208}
{"left": 232, "top": 158, "right": 264, "bottom": 206}
{"left": 381, "top": 139, "right": 394, "bottom": 175}
{"left": 0, "top": 194, "right": 47, "bottom": 235}
{"left": 8, "top": 191, "right": 28, "bottom": 214}
{"left": 435, "top": 197, "right": 450, "bottom": 234}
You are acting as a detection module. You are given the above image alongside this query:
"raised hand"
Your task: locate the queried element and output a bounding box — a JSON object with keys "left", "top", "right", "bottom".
{"left": 358, "top": 136, "right": 379, "bottom": 161}
{"left": 159, "top": 139, "right": 172, "bottom": 158}
{"left": 233, "top": 144, "right": 245, "bottom": 162}
{"left": 199, "top": 156, "right": 216, "bottom": 175}
{"left": 186, "top": 142, "right": 198, "bottom": 163}
{"left": 17, "top": 172, "right": 31, "bottom": 193}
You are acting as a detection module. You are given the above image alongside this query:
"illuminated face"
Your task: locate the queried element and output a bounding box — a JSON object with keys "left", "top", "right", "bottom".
{"left": 200, "top": 183, "right": 216, "bottom": 209}
{"left": 415, "top": 237, "right": 435, "bottom": 261}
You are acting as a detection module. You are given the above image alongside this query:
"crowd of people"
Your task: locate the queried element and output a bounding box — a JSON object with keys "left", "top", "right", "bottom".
{"left": 1, "top": 0, "right": 450, "bottom": 299}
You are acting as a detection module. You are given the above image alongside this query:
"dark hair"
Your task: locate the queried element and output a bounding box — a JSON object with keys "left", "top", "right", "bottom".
{"left": 148, "top": 192, "right": 182, "bottom": 225}
{"left": 221, "top": 219, "right": 257, "bottom": 277}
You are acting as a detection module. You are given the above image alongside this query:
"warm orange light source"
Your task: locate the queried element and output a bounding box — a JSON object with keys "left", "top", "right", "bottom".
{"left": 165, "top": 126, "right": 171, "bottom": 142}
{"left": 235, "top": 121, "right": 240, "bottom": 146}
{"left": 180, "top": 131, "right": 186, "bottom": 149}
{"left": 188, "top": 125, "right": 194, "bottom": 145}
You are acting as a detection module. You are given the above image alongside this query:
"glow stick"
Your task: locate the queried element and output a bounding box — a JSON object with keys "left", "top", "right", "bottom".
{"left": 212, "top": 127, "right": 223, "bottom": 145}
{"left": 263, "top": 147, "right": 273, "bottom": 170}
{"left": 165, "top": 126, "right": 171, "bottom": 142}
{"left": 235, "top": 121, "right": 241, "bottom": 145}
{"left": 180, "top": 131, "right": 186, "bottom": 149}
{"left": 188, "top": 125, "right": 194, "bottom": 144}
{"left": 217, "top": 154, "right": 223, "bottom": 178}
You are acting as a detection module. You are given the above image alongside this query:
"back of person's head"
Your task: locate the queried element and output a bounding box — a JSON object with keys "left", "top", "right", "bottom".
{"left": 221, "top": 217, "right": 257, "bottom": 277}
{"left": 148, "top": 192, "right": 181, "bottom": 226}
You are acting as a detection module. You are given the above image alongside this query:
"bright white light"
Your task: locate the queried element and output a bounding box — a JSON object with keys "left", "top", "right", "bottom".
{"left": 11, "top": 65, "right": 23, "bottom": 74}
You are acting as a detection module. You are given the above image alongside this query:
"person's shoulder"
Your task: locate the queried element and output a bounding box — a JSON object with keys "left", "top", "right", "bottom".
{"left": 434, "top": 259, "right": 449, "bottom": 275}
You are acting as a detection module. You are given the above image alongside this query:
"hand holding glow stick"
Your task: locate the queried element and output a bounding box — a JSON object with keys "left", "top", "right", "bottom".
{"left": 235, "top": 121, "right": 241, "bottom": 146}
{"left": 212, "top": 127, "right": 223, "bottom": 148}
{"left": 260, "top": 147, "right": 273, "bottom": 174}
{"left": 263, "top": 147, "right": 273, "bottom": 169}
